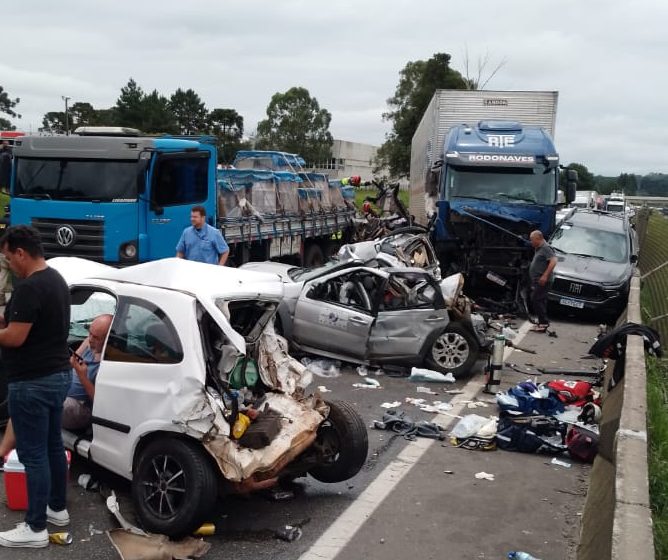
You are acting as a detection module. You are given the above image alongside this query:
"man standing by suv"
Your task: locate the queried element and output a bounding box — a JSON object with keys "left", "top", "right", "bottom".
{"left": 0, "top": 226, "right": 71, "bottom": 548}
{"left": 529, "top": 230, "right": 557, "bottom": 333}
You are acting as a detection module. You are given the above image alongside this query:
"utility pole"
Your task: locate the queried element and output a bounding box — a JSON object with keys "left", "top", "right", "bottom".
{"left": 62, "top": 95, "right": 71, "bottom": 135}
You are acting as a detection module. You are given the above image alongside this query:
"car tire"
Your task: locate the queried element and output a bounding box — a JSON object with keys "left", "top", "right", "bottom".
{"left": 132, "top": 438, "right": 218, "bottom": 538}
{"left": 427, "top": 322, "right": 479, "bottom": 379}
{"left": 303, "top": 243, "right": 325, "bottom": 268}
{"left": 309, "top": 400, "right": 368, "bottom": 483}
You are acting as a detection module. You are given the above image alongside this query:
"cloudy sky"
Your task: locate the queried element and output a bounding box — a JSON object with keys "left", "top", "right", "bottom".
{"left": 3, "top": 0, "right": 666, "bottom": 175}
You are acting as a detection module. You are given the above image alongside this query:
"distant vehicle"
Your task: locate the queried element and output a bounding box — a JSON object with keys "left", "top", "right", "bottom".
{"left": 606, "top": 192, "right": 626, "bottom": 213}
{"left": 572, "top": 190, "right": 600, "bottom": 209}
{"left": 547, "top": 209, "right": 638, "bottom": 318}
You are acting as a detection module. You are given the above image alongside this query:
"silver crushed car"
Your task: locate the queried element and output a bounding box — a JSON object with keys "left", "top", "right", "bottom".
{"left": 242, "top": 260, "right": 488, "bottom": 378}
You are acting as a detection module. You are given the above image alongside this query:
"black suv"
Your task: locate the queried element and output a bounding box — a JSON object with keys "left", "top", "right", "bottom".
{"left": 547, "top": 209, "right": 638, "bottom": 318}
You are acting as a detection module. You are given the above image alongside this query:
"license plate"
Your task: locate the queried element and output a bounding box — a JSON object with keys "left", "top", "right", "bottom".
{"left": 559, "top": 297, "right": 584, "bottom": 309}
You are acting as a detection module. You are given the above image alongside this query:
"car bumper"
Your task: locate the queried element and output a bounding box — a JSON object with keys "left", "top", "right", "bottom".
{"left": 547, "top": 290, "right": 627, "bottom": 314}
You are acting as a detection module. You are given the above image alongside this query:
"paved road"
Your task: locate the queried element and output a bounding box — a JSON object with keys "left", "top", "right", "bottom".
{"left": 0, "top": 317, "right": 600, "bottom": 560}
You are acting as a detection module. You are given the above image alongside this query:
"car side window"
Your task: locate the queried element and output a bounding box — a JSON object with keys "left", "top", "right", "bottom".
{"left": 69, "top": 288, "right": 117, "bottom": 347}
{"left": 104, "top": 297, "right": 183, "bottom": 364}
{"left": 307, "top": 271, "right": 382, "bottom": 313}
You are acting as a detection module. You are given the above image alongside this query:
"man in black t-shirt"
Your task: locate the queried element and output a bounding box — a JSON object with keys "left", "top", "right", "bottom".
{"left": 0, "top": 226, "right": 71, "bottom": 549}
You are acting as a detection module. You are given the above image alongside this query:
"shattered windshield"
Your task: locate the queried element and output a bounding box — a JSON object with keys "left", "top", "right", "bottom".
{"left": 445, "top": 166, "right": 556, "bottom": 205}
{"left": 14, "top": 158, "right": 137, "bottom": 201}
{"left": 550, "top": 224, "right": 628, "bottom": 263}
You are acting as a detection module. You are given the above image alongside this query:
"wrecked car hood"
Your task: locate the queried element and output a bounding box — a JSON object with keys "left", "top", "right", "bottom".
{"left": 240, "top": 261, "right": 297, "bottom": 282}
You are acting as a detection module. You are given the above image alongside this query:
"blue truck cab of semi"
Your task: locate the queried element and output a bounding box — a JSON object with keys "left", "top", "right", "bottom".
{"left": 9, "top": 128, "right": 217, "bottom": 263}
{"left": 428, "top": 120, "right": 576, "bottom": 307}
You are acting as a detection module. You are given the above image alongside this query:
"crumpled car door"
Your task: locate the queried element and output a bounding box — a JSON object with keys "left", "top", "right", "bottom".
{"left": 368, "top": 271, "right": 449, "bottom": 360}
{"left": 292, "top": 268, "right": 387, "bottom": 360}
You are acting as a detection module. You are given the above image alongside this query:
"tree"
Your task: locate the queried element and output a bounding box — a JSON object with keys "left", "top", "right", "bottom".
{"left": 169, "top": 88, "right": 208, "bottom": 135}
{"left": 0, "top": 85, "right": 21, "bottom": 129}
{"left": 256, "top": 87, "right": 333, "bottom": 163}
{"left": 560, "top": 163, "right": 595, "bottom": 192}
{"left": 208, "top": 108, "right": 244, "bottom": 163}
{"left": 617, "top": 173, "right": 638, "bottom": 195}
{"left": 376, "top": 53, "right": 467, "bottom": 177}
{"left": 70, "top": 102, "right": 99, "bottom": 127}
{"left": 115, "top": 78, "right": 146, "bottom": 129}
{"left": 41, "top": 112, "right": 67, "bottom": 134}
{"left": 141, "top": 90, "right": 178, "bottom": 134}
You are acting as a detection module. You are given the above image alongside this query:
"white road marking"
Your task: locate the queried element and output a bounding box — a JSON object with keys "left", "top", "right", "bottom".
{"left": 299, "top": 320, "right": 531, "bottom": 560}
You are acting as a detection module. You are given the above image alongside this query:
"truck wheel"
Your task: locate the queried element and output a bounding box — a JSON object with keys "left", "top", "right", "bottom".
{"left": 132, "top": 438, "right": 218, "bottom": 538}
{"left": 303, "top": 244, "right": 325, "bottom": 268}
{"left": 309, "top": 400, "right": 368, "bottom": 483}
{"left": 427, "top": 322, "right": 479, "bottom": 379}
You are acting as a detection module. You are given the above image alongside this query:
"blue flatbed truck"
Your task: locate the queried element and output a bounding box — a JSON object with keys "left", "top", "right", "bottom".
{"left": 8, "top": 129, "right": 355, "bottom": 267}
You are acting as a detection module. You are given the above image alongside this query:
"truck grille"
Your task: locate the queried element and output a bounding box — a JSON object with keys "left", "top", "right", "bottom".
{"left": 31, "top": 218, "right": 104, "bottom": 261}
{"left": 551, "top": 277, "right": 605, "bottom": 301}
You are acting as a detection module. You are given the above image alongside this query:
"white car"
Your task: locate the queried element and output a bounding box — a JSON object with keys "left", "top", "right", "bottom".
{"left": 49, "top": 257, "right": 368, "bottom": 538}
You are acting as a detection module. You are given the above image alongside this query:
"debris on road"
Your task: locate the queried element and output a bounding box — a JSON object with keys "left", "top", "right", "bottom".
{"left": 275, "top": 525, "right": 303, "bottom": 542}
{"left": 409, "top": 367, "right": 456, "bottom": 383}
{"left": 550, "top": 457, "right": 572, "bottom": 469}
{"left": 416, "top": 386, "right": 439, "bottom": 395}
{"left": 381, "top": 401, "right": 402, "bottom": 408}
{"left": 316, "top": 385, "right": 331, "bottom": 393}
{"left": 301, "top": 357, "right": 342, "bottom": 378}
{"left": 372, "top": 409, "right": 446, "bottom": 441}
{"left": 353, "top": 377, "right": 382, "bottom": 389}
{"left": 48, "top": 532, "right": 72, "bottom": 545}
{"left": 450, "top": 414, "right": 497, "bottom": 450}
{"left": 474, "top": 471, "right": 495, "bottom": 481}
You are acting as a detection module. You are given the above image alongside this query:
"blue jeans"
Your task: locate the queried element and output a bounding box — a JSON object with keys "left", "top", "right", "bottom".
{"left": 8, "top": 371, "right": 71, "bottom": 531}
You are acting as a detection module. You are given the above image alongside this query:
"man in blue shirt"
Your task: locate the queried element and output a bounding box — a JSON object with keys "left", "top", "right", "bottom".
{"left": 176, "top": 205, "right": 229, "bottom": 265}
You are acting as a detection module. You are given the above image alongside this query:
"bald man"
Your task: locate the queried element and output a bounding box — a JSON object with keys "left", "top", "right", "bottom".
{"left": 529, "top": 230, "right": 557, "bottom": 332}
{"left": 0, "top": 314, "right": 113, "bottom": 459}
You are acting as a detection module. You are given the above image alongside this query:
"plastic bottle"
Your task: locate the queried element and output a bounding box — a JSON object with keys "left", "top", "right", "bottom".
{"left": 508, "top": 552, "right": 541, "bottom": 560}
{"left": 232, "top": 413, "right": 251, "bottom": 439}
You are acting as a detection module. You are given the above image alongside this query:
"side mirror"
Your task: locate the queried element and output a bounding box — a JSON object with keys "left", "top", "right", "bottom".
{"left": 426, "top": 160, "right": 443, "bottom": 196}
{"left": 567, "top": 169, "right": 578, "bottom": 182}
{"left": 566, "top": 181, "right": 577, "bottom": 203}
{"left": 137, "top": 151, "right": 152, "bottom": 195}
{"left": 630, "top": 254, "right": 638, "bottom": 264}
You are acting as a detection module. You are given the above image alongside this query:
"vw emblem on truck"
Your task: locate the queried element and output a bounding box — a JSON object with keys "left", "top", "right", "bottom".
{"left": 55, "top": 225, "right": 76, "bottom": 248}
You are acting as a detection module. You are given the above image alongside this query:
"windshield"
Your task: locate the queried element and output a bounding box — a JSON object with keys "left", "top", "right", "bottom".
{"left": 14, "top": 158, "right": 137, "bottom": 201}
{"left": 445, "top": 166, "right": 556, "bottom": 205}
{"left": 550, "top": 224, "right": 628, "bottom": 263}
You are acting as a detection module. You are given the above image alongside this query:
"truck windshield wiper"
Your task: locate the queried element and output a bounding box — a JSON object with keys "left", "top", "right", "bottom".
{"left": 496, "top": 193, "right": 536, "bottom": 203}
{"left": 451, "top": 195, "right": 493, "bottom": 201}
{"left": 16, "top": 192, "right": 52, "bottom": 200}
{"left": 570, "top": 253, "right": 605, "bottom": 260}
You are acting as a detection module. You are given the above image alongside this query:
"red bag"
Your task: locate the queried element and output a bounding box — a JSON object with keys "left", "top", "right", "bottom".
{"left": 566, "top": 425, "right": 598, "bottom": 463}
{"left": 547, "top": 380, "right": 595, "bottom": 406}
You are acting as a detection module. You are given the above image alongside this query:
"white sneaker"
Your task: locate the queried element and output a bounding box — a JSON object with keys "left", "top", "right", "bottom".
{"left": 46, "top": 505, "right": 70, "bottom": 526}
{"left": 0, "top": 522, "right": 48, "bottom": 548}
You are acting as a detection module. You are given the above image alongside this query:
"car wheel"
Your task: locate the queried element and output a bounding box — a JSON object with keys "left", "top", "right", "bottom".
{"left": 428, "top": 322, "right": 480, "bottom": 379}
{"left": 132, "top": 438, "right": 218, "bottom": 538}
{"left": 309, "top": 400, "right": 368, "bottom": 483}
{"left": 303, "top": 244, "right": 325, "bottom": 268}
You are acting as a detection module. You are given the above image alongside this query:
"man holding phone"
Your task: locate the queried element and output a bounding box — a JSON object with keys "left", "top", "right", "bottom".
{"left": 63, "top": 314, "right": 113, "bottom": 429}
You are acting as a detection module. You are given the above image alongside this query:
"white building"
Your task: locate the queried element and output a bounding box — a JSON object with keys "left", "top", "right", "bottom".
{"left": 309, "top": 139, "right": 380, "bottom": 180}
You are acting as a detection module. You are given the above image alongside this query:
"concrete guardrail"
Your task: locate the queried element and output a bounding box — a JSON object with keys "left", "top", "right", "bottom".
{"left": 577, "top": 273, "right": 655, "bottom": 559}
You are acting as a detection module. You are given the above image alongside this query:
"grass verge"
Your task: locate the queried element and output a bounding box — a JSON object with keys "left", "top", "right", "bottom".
{"left": 647, "top": 356, "right": 668, "bottom": 558}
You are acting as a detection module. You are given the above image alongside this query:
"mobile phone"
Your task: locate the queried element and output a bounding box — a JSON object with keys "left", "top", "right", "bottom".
{"left": 68, "top": 347, "right": 84, "bottom": 362}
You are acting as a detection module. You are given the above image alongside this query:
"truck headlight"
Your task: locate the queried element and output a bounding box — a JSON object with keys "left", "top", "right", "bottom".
{"left": 120, "top": 242, "right": 138, "bottom": 260}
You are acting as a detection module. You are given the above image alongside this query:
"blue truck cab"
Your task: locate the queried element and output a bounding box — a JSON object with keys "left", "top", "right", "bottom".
{"left": 10, "top": 129, "right": 218, "bottom": 263}
{"left": 429, "top": 120, "right": 575, "bottom": 307}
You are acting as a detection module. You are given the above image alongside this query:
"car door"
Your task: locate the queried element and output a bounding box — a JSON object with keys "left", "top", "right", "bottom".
{"left": 292, "top": 268, "right": 387, "bottom": 360}
{"left": 368, "top": 271, "right": 449, "bottom": 361}
{"left": 89, "top": 288, "right": 193, "bottom": 478}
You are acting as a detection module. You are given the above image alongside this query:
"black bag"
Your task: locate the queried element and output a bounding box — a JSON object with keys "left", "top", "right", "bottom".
{"left": 496, "top": 415, "right": 567, "bottom": 454}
